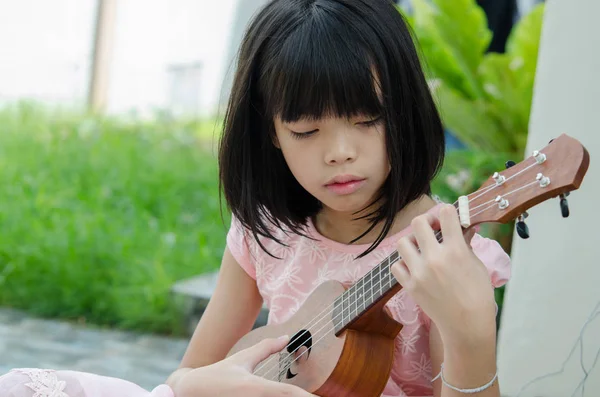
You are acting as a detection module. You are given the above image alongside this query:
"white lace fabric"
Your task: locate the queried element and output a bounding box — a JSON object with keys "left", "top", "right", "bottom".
{"left": 0, "top": 368, "right": 174, "bottom": 397}
{"left": 0, "top": 369, "right": 82, "bottom": 397}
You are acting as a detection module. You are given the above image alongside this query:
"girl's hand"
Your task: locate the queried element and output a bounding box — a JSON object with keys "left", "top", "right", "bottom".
{"left": 174, "top": 336, "right": 316, "bottom": 397}
{"left": 391, "top": 204, "right": 497, "bottom": 346}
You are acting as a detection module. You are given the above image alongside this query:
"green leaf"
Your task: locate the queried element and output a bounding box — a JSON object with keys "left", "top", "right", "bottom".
{"left": 505, "top": 3, "right": 545, "bottom": 132}
{"left": 506, "top": 3, "right": 545, "bottom": 80}
{"left": 432, "top": 80, "right": 510, "bottom": 152}
{"left": 411, "top": 0, "right": 492, "bottom": 100}
{"left": 409, "top": 0, "right": 461, "bottom": 83}
{"left": 431, "top": 0, "right": 492, "bottom": 70}
{"left": 477, "top": 53, "right": 529, "bottom": 154}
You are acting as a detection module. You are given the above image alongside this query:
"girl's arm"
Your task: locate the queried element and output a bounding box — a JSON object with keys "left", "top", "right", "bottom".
{"left": 429, "top": 322, "right": 500, "bottom": 397}
{"left": 167, "top": 246, "right": 263, "bottom": 388}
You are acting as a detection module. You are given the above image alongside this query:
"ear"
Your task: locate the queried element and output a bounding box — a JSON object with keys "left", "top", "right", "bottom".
{"left": 271, "top": 133, "right": 281, "bottom": 149}
{"left": 270, "top": 118, "right": 282, "bottom": 149}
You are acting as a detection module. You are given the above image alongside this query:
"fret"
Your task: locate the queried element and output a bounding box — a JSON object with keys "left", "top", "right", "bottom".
{"left": 385, "top": 260, "right": 392, "bottom": 288}
{"left": 371, "top": 267, "right": 382, "bottom": 301}
{"left": 351, "top": 282, "right": 358, "bottom": 319}
{"left": 342, "top": 290, "right": 349, "bottom": 327}
{"left": 333, "top": 295, "right": 344, "bottom": 333}
{"left": 356, "top": 277, "right": 365, "bottom": 313}
{"left": 363, "top": 271, "right": 373, "bottom": 307}
{"left": 380, "top": 258, "right": 389, "bottom": 297}
{"left": 387, "top": 252, "right": 399, "bottom": 288}
{"left": 352, "top": 279, "right": 359, "bottom": 315}
{"left": 334, "top": 295, "right": 342, "bottom": 318}
{"left": 333, "top": 252, "right": 400, "bottom": 334}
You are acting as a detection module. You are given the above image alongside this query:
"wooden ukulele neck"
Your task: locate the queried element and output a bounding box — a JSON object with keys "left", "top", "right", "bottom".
{"left": 333, "top": 251, "right": 401, "bottom": 334}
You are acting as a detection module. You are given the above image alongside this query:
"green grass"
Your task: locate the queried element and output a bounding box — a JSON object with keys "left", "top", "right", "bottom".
{"left": 0, "top": 102, "right": 228, "bottom": 335}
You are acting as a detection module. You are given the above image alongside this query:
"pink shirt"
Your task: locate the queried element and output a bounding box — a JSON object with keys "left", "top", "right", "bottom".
{"left": 227, "top": 203, "right": 511, "bottom": 397}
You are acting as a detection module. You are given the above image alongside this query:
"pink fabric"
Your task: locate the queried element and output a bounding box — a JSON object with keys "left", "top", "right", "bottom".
{"left": 0, "top": 368, "right": 174, "bottom": 397}
{"left": 227, "top": 203, "right": 511, "bottom": 397}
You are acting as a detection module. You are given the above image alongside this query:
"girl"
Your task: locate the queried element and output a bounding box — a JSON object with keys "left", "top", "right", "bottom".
{"left": 170, "top": 0, "right": 511, "bottom": 396}
{"left": 0, "top": 1, "right": 511, "bottom": 396}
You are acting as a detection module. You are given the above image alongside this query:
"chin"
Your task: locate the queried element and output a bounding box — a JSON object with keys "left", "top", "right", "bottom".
{"left": 321, "top": 195, "right": 376, "bottom": 215}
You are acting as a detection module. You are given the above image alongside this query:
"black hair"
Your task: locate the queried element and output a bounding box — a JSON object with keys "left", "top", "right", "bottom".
{"left": 218, "top": 0, "right": 445, "bottom": 258}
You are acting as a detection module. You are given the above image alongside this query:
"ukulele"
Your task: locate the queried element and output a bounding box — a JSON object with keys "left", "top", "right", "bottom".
{"left": 227, "top": 133, "right": 590, "bottom": 397}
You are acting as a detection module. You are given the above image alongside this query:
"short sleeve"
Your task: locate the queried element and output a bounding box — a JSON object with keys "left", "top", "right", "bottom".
{"left": 470, "top": 233, "right": 512, "bottom": 288}
{"left": 226, "top": 215, "right": 257, "bottom": 280}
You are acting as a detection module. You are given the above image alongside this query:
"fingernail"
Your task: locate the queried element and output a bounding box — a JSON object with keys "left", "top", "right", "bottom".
{"left": 278, "top": 335, "right": 289, "bottom": 341}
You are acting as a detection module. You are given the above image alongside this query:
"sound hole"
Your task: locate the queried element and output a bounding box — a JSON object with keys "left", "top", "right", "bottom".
{"left": 285, "top": 329, "right": 312, "bottom": 379}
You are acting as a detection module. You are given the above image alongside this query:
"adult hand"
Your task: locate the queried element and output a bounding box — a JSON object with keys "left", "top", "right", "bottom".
{"left": 174, "top": 336, "right": 316, "bottom": 397}
{"left": 391, "top": 204, "right": 496, "bottom": 346}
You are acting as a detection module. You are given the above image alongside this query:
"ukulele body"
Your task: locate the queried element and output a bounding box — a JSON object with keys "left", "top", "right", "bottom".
{"left": 227, "top": 279, "right": 404, "bottom": 397}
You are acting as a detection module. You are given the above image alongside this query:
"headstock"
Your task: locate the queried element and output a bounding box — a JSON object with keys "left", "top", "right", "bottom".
{"left": 457, "top": 134, "right": 590, "bottom": 230}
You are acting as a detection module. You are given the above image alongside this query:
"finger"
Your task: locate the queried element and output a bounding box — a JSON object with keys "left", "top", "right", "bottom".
{"left": 261, "top": 380, "right": 317, "bottom": 397}
{"left": 439, "top": 204, "right": 464, "bottom": 245}
{"left": 411, "top": 213, "right": 440, "bottom": 253}
{"left": 232, "top": 336, "right": 289, "bottom": 370}
{"left": 391, "top": 259, "right": 410, "bottom": 287}
{"left": 396, "top": 235, "right": 421, "bottom": 274}
{"left": 463, "top": 226, "right": 476, "bottom": 246}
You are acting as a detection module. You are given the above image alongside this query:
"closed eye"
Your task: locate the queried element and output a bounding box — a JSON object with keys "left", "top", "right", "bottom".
{"left": 359, "top": 116, "right": 382, "bottom": 127}
{"left": 289, "top": 129, "right": 318, "bottom": 139}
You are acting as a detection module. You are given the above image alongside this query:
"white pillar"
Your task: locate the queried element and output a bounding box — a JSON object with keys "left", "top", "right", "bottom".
{"left": 497, "top": 0, "right": 600, "bottom": 396}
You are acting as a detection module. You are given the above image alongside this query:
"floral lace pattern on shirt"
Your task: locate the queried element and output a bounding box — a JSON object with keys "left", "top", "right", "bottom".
{"left": 9, "top": 369, "right": 68, "bottom": 397}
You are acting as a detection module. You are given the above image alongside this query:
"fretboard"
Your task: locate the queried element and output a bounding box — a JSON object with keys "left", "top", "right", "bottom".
{"left": 332, "top": 251, "right": 400, "bottom": 333}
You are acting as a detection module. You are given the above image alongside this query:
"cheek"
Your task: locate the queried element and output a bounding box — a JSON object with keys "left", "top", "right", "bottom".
{"left": 273, "top": 126, "right": 316, "bottom": 185}
{"left": 279, "top": 143, "right": 318, "bottom": 186}
{"left": 371, "top": 131, "right": 390, "bottom": 174}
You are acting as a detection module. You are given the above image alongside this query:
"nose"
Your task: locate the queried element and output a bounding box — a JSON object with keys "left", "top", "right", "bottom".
{"left": 324, "top": 130, "right": 357, "bottom": 165}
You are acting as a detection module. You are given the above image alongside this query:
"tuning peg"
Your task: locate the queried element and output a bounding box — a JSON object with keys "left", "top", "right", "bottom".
{"left": 516, "top": 212, "right": 530, "bottom": 239}
{"left": 505, "top": 160, "right": 516, "bottom": 169}
{"left": 560, "top": 192, "right": 570, "bottom": 218}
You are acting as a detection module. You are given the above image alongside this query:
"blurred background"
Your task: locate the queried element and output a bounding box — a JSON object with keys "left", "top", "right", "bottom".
{"left": 7, "top": 0, "right": 594, "bottom": 393}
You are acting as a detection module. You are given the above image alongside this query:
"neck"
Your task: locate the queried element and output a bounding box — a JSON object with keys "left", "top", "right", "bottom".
{"left": 328, "top": 195, "right": 441, "bottom": 334}
{"left": 314, "top": 194, "right": 437, "bottom": 245}
{"left": 332, "top": 250, "right": 401, "bottom": 334}
{"left": 332, "top": 217, "right": 452, "bottom": 335}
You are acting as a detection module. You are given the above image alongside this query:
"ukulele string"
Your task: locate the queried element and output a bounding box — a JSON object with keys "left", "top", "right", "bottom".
{"left": 255, "top": 194, "right": 479, "bottom": 376}
{"left": 258, "top": 158, "right": 542, "bottom": 380}
{"left": 258, "top": 172, "right": 537, "bottom": 380}
{"left": 252, "top": 225, "right": 449, "bottom": 377}
{"left": 470, "top": 180, "right": 540, "bottom": 219}
{"left": 275, "top": 176, "right": 544, "bottom": 378}
{"left": 254, "top": 224, "right": 450, "bottom": 379}
{"left": 258, "top": 184, "right": 524, "bottom": 380}
{"left": 273, "top": 176, "right": 543, "bottom": 379}
{"left": 255, "top": 160, "right": 531, "bottom": 377}
{"left": 467, "top": 160, "right": 539, "bottom": 212}
{"left": 271, "top": 235, "right": 435, "bottom": 381}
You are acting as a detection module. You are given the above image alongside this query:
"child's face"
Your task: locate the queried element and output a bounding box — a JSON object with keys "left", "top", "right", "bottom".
{"left": 273, "top": 114, "right": 391, "bottom": 215}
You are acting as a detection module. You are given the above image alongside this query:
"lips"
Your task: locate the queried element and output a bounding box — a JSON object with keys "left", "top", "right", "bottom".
{"left": 325, "top": 175, "right": 366, "bottom": 195}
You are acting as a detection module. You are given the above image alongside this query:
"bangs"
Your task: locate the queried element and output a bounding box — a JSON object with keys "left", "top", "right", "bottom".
{"left": 258, "top": 3, "right": 385, "bottom": 122}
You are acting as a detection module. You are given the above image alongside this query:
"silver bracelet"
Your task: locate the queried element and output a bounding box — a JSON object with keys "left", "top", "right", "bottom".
{"left": 431, "top": 362, "right": 498, "bottom": 394}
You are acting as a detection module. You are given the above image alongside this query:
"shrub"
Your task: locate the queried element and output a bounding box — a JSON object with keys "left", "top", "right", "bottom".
{"left": 0, "top": 102, "right": 227, "bottom": 335}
